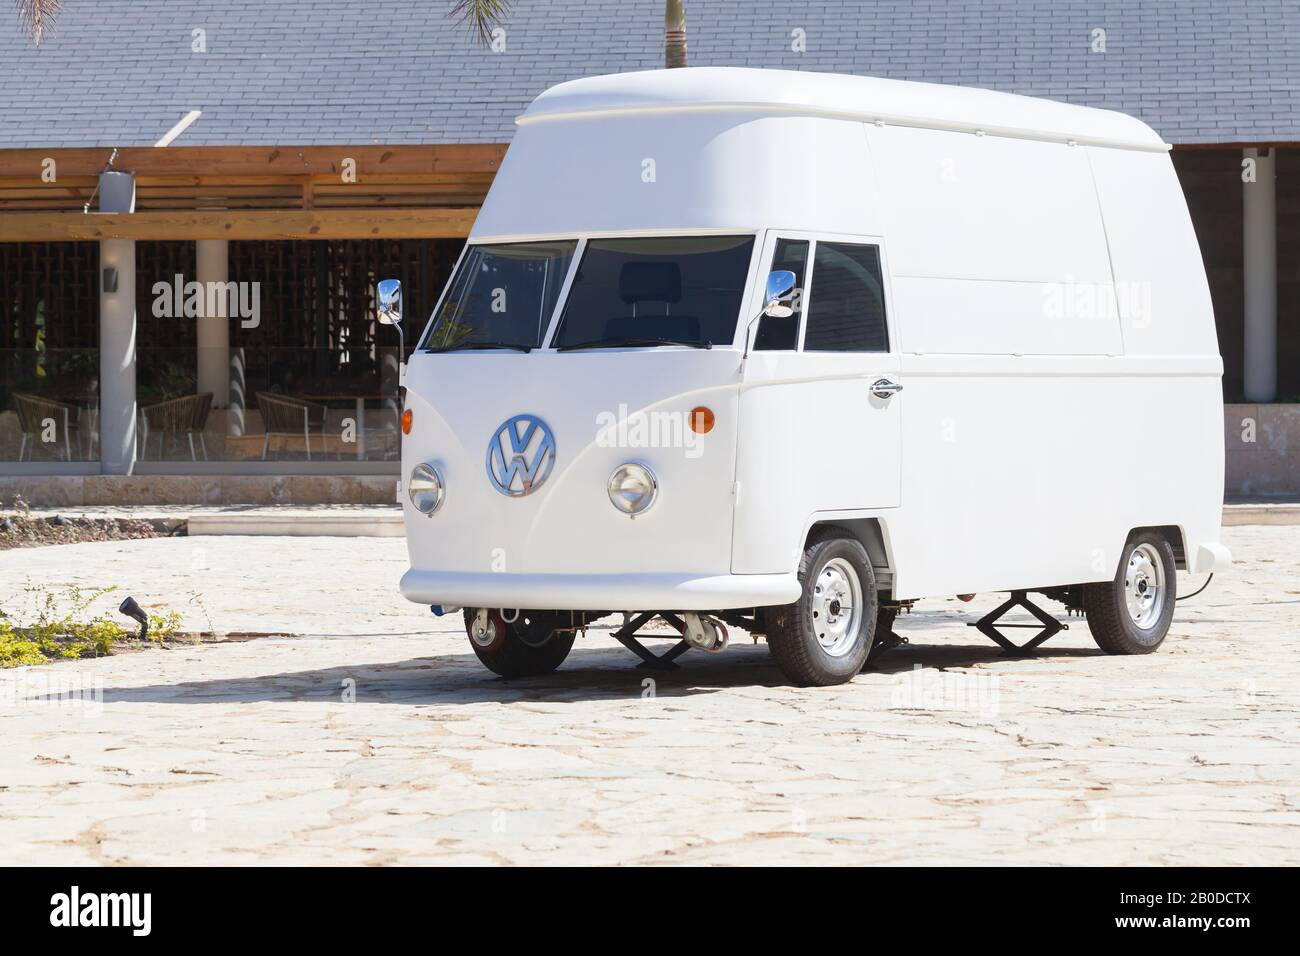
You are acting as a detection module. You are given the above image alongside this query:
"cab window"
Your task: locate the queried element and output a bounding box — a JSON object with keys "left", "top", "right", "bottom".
{"left": 803, "top": 242, "right": 889, "bottom": 352}
{"left": 754, "top": 238, "right": 807, "bottom": 351}
{"left": 551, "top": 235, "right": 755, "bottom": 350}
{"left": 422, "top": 240, "right": 577, "bottom": 351}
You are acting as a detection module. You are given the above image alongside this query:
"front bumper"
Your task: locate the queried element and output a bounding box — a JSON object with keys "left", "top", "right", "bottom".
{"left": 399, "top": 569, "right": 801, "bottom": 611}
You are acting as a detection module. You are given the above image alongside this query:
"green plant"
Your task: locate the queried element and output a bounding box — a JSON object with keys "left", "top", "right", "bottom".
{"left": 137, "top": 357, "right": 196, "bottom": 403}
{"left": 0, "top": 582, "right": 182, "bottom": 667}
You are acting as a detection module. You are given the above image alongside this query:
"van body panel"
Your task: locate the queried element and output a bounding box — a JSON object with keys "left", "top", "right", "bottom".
{"left": 731, "top": 353, "right": 903, "bottom": 574}
{"left": 521, "top": 68, "right": 1167, "bottom": 152}
{"left": 401, "top": 349, "right": 742, "bottom": 582}
{"left": 867, "top": 126, "right": 1115, "bottom": 284}
{"left": 885, "top": 355, "right": 1226, "bottom": 598}
{"left": 1086, "top": 146, "right": 1221, "bottom": 356}
{"left": 473, "top": 114, "right": 881, "bottom": 242}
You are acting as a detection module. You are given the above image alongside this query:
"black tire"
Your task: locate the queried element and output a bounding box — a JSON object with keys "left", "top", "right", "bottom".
{"left": 463, "top": 609, "right": 576, "bottom": 678}
{"left": 767, "top": 530, "right": 878, "bottom": 686}
{"left": 1083, "top": 530, "right": 1177, "bottom": 655}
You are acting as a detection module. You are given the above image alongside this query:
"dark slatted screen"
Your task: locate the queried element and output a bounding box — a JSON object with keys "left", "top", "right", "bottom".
{"left": 0, "top": 242, "right": 99, "bottom": 349}
{"left": 228, "top": 239, "right": 461, "bottom": 351}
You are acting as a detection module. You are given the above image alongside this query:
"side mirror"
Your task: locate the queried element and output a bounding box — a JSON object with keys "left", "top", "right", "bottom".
{"left": 377, "top": 278, "right": 403, "bottom": 325}
{"left": 763, "top": 270, "right": 796, "bottom": 318}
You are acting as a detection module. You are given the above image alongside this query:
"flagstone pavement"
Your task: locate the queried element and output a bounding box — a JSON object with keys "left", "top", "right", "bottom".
{"left": 1, "top": 525, "right": 1297, "bottom": 865}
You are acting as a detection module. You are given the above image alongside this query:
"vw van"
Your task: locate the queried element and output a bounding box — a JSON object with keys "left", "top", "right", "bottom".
{"left": 388, "top": 68, "right": 1230, "bottom": 686}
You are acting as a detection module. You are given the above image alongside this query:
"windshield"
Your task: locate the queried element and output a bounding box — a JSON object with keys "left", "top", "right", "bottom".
{"left": 551, "top": 235, "right": 755, "bottom": 349}
{"left": 422, "top": 240, "right": 577, "bottom": 351}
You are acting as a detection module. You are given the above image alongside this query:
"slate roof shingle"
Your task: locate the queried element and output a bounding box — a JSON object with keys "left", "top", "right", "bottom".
{"left": 1, "top": 0, "right": 1297, "bottom": 148}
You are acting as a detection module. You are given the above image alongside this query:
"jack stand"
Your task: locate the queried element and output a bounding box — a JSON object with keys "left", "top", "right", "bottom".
{"left": 872, "top": 629, "right": 909, "bottom": 656}
{"left": 967, "top": 590, "right": 1067, "bottom": 655}
{"left": 610, "top": 612, "right": 692, "bottom": 671}
{"left": 866, "top": 606, "right": 910, "bottom": 664}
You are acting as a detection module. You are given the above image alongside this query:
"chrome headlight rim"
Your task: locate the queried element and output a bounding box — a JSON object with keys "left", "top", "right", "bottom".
{"left": 408, "top": 462, "right": 445, "bottom": 515}
{"left": 607, "top": 461, "right": 658, "bottom": 516}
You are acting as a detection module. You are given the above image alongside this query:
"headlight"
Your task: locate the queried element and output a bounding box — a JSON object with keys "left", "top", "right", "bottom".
{"left": 608, "top": 462, "right": 658, "bottom": 516}
{"left": 408, "top": 463, "right": 444, "bottom": 514}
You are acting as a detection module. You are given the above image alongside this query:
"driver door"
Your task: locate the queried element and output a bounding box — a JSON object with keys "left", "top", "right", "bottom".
{"left": 732, "top": 230, "right": 902, "bottom": 574}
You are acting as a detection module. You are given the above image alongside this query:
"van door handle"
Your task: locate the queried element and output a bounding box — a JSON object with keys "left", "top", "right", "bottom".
{"left": 870, "top": 378, "right": 903, "bottom": 399}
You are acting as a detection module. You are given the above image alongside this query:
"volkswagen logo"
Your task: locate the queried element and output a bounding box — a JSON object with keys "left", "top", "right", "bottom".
{"left": 486, "top": 415, "right": 556, "bottom": 497}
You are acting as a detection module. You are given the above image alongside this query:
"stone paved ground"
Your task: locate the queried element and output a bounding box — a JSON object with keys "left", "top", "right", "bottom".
{"left": 1, "top": 526, "right": 1297, "bottom": 865}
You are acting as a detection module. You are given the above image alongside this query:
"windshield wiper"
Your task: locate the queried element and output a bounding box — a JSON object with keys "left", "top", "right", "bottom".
{"left": 556, "top": 336, "right": 712, "bottom": 352}
{"left": 427, "top": 340, "right": 533, "bottom": 353}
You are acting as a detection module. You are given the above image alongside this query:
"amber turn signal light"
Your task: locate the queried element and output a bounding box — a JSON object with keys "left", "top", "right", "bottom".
{"left": 689, "top": 406, "right": 715, "bottom": 434}
{"left": 401, "top": 409, "right": 413, "bottom": 435}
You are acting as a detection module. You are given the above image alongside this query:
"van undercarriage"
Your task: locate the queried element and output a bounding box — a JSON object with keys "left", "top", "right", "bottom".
{"left": 451, "top": 525, "right": 1190, "bottom": 684}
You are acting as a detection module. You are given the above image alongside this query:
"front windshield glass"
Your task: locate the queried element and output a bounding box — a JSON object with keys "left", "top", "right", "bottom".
{"left": 551, "top": 236, "right": 756, "bottom": 349}
{"left": 422, "top": 240, "right": 577, "bottom": 351}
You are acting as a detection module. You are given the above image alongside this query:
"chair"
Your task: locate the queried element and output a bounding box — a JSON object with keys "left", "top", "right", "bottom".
{"left": 254, "top": 392, "right": 328, "bottom": 460}
{"left": 190, "top": 392, "right": 213, "bottom": 461}
{"left": 139, "top": 395, "right": 198, "bottom": 461}
{"left": 12, "top": 392, "right": 77, "bottom": 461}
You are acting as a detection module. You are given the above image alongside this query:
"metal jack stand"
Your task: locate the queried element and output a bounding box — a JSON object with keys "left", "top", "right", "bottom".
{"left": 967, "top": 590, "right": 1067, "bottom": 655}
{"left": 867, "top": 605, "right": 910, "bottom": 663}
{"left": 611, "top": 612, "right": 693, "bottom": 670}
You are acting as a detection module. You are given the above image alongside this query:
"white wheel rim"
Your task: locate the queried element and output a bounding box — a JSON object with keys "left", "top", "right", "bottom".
{"left": 811, "top": 557, "right": 863, "bottom": 658}
{"left": 1124, "top": 543, "right": 1166, "bottom": 630}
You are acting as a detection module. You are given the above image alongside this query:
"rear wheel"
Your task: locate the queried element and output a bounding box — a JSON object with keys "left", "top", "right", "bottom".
{"left": 1083, "top": 531, "right": 1177, "bottom": 655}
{"left": 463, "top": 609, "right": 576, "bottom": 678}
{"left": 767, "top": 531, "right": 878, "bottom": 686}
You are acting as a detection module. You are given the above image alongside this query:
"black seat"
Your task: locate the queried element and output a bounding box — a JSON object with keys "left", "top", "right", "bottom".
{"left": 606, "top": 261, "right": 701, "bottom": 341}
{"left": 618, "top": 261, "right": 682, "bottom": 307}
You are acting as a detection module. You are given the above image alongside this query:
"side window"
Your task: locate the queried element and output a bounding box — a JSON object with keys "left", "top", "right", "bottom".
{"left": 803, "top": 242, "right": 889, "bottom": 352}
{"left": 754, "top": 239, "right": 807, "bottom": 351}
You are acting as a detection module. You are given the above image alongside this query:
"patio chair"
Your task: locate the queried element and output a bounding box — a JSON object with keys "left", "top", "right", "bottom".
{"left": 140, "top": 393, "right": 213, "bottom": 461}
{"left": 254, "top": 392, "right": 328, "bottom": 460}
{"left": 190, "top": 392, "right": 213, "bottom": 461}
{"left": 11, "top": 392, "right": 77, "bottom": 461}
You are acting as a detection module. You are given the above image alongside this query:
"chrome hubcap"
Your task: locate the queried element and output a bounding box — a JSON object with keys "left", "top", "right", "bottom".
{"left": 811, "top": 557, "right": 863, "bottom": 658}
{"left": 1124, "top": 543, "right": 1165, "bottom": 630}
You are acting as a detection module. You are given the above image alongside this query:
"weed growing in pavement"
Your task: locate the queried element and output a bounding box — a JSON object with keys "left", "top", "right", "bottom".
{"left": 0, "top": 583, "right": 182, "bottom": 667}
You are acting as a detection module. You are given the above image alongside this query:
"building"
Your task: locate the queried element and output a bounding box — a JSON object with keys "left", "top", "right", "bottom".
{"left": 2, "top": 0, "right": 1297, "bottom": 503}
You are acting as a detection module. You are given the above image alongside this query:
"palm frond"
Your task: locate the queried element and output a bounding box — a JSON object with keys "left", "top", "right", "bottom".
{"left": 449, "top": 0, "right": 511, "bottom": 47}
{"left": 15, "top": 0, "right": 62, "bottom": 46}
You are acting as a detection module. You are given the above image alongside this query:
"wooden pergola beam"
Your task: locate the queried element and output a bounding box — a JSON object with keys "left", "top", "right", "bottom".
{"left": 0, "top": 144, "right": 507, "bottom": 179}
{"left": 0, "top": 207, "right": 479, "bottom": 241}
{"left": 0, "top": 172, "right": 500, "bottom": 188}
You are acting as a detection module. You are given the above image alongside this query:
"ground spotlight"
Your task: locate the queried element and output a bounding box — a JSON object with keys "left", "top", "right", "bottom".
{"left": 118, "top": 596, "right": 148, "bottom": 639}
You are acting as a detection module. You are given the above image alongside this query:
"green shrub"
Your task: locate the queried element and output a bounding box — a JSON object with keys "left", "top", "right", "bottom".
{"left": 0, "top": 584, "right": 182, "bottom": 668}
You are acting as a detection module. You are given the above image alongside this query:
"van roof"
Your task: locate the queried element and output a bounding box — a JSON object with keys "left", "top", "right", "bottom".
{"left": 520, "top": 68, "right": 1168, "bottom": 152}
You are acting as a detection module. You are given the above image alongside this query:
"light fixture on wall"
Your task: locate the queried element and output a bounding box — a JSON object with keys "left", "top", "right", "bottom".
{"left": 102, "top": 267, "right": 118, "bottom": 293}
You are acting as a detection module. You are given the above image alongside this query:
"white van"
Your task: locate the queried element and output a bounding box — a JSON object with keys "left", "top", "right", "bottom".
{"left": 387, "top": 68, "right": 1230, "bottom": 686}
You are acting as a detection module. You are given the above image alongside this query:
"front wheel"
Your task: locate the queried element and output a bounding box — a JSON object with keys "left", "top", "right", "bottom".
{"left": 463, "top": 609, "right": 576, "bottom": 678}
{"left": 766, "top": 531, "right": 878, "bottom": 686}
{"left": 1083, "top": 531, "right": 1177, "bottom": 655}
